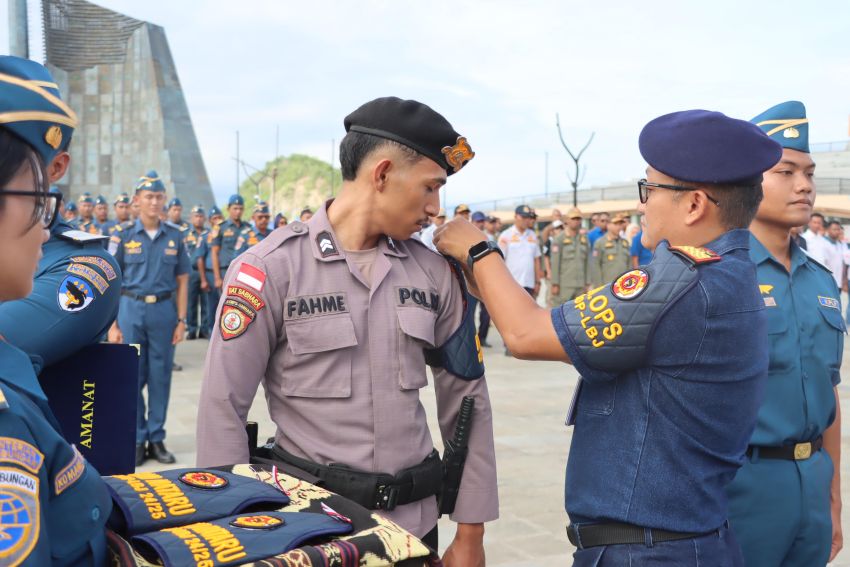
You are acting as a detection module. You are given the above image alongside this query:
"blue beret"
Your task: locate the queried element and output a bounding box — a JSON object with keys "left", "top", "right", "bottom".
{"left": 751, "top": 101, "right": 809, "bottom": 154}
{"left": 114, "top": 193, "right": 130, "bottom": 205}
{"left": 209, "top": 206, "right": 222, "bottom": 217}
{"left": 65, "top": 202, "right": 77, "bottom": 212}
{"left": 471, "top": 211, "right": 486, "bottom": 222}
{"left": 167, "top": 197, "right": 183, "bottom": 209}
{"left": 344, "top": 97, "right": 474, "bottom": 175}
{"left": 94, "top": 195, "right": 107, "bottom": 205}
{"left": 135, "top": 170, "right": 166, "bottom": 193}
{"left": 639, "top": 110, "right": 782, "bottom": 185}
{"left": 77, "top": 192, "right": 93, "bottom": 204}
{"left": 253, "top": 201, "right": 270, "bottom": 214}
{"left": 228, "top": 194, "right": 244, "bottom": 207}
{"left": 0, "top": 56, "right": 77, "bottom": 164}
{"left": 190, "top": 204, "right": 205, "bottom": 215}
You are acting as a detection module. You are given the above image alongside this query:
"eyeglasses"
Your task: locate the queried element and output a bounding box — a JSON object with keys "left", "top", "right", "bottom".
{"left": 637, "top": 178, "right": 720, "bottom": 207}
{"left": 0, "top": 190, "right": 63, "bottom": 228}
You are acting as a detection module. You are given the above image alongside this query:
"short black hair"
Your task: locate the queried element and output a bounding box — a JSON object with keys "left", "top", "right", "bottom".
{"left": 673, "top": 178, "right": 763, "bottom": 229}
{"left": 339, "top": 131, "right": 423, "bottom": 181}
{"left": 826, "top": 220, "right": 842, "bottom": 229}
{"left": 811, "top": 212, "right": 825, "bottom": 221}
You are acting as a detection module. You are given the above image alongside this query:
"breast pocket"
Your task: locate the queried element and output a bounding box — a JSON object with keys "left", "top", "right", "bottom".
{"left": 282, "top": 315, "right": 358, "bottom": 398}
{"left": 577, "top": 379, "right": 616, "bottom": 416}
{"left": 818, "top": 306, "right": 845, "bottom": 377}
{"left": 766, "top": 307, "right": 793, "bottom": 373}
{"left": 396, "top": 308, "right": 436, "bottom": 390}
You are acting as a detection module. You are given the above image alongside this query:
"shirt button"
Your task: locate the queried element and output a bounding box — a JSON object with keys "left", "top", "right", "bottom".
{"left": 292, "top": 224, "right": 303, "bottom": 234}
{"left": 91, "top": 506, "right": 100, "bottom": 521}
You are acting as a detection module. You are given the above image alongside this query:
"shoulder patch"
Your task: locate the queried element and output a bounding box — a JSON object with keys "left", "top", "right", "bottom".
{"left": 0, "top": 438, "right": 43, "bottom": 473}
{"left": 70, "top": 256, "right": 118, "bottom": 281}
{"left": 57, "top": 276, "right": 95, "bottom": 312}
{"left": 56, "top": 229, "right": 109, "bottom": 243}
{"left": 316, "top": 231, "right": 339, "bottom": 257}
{"left": 66, "top": 263, "right": 108, "bottom": 294}
{"left": 0, "top": 467, "right": 40, "bottom": 564}
{"left": 54, "top": 446, "right": 85, "bottom": 495}
{"left": 668, "top": 245, "right": 721, "bottom": 265}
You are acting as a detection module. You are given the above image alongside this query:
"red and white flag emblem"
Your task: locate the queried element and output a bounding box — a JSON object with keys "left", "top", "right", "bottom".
{"left": 235, "top": 263, "right": 266, "bottom": 292}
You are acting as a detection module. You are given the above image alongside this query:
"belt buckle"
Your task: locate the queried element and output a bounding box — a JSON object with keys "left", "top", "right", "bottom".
{"left": 144, "top": 295, "right": 157, "bottom": 304}
{"left": 376, "top": 484, "right": 399, "bottom": 511}
{"left": 794, "top": 442, "right": 812, "bottom": 460}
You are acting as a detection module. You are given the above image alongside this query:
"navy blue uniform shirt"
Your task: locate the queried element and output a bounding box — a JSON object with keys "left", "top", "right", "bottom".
{"left": 0, "top": 340, "right": 111, "bottom": 566}
{"left": 551, "top": 229, "right": 768, "bottom": 532}
{"left": 0, "top": 221, "right": 121, "bottom": 374}
{"left": 109, "top": 220, "right": 190, "bottom": 294}
{"left": 209, "top": 219, "right": 244, "bottom": 270}
{"left": 748, "top": 234, "right": 844, "bottom": 445}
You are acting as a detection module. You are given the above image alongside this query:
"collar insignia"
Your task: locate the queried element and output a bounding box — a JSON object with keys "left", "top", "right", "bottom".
{"left": 316, "top": 231, "right": 338, "bottom": 257}
{"left": 668, "top": 245, "right": 721, "bottom": 264}
{"left": 441, "top": 136, "right": 475, "bottom": 172}
{"left": 759, "top": 284, "right": 774, "bottom": 295}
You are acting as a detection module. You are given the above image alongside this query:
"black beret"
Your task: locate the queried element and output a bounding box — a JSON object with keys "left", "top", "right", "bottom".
{"left": 639, "top": 110, "right": 782, "bottom": 185}
{"left": 344, "top": 96, "right": 474, "bottom": 175}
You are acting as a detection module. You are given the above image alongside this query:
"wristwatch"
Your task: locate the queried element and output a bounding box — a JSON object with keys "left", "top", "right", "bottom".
{"left": 467, "top": 240, "right": 504, "bottom": 271}
{"left": 177, "top": 317, "right": 187, "bottom": 325}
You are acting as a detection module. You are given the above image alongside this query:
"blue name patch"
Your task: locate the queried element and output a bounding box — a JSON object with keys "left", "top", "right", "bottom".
{"left": 819, "top": 296, "right": 840, "bottom": 310}
{"left": 0, "top": 438, "right": 44, "bottom": 474}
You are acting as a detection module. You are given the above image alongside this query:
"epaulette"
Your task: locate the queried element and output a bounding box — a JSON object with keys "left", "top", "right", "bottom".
{"left": 281, "top": 221, "right": 309, "bottom": 241}
{"left": 667, "top": 245, "right": 722, "bottom": 265}
{"left": 0, "top": 384, "right": 8, "bottom": 410}
{"left": 57, "top": 229, "right": 109, "bottom": 243}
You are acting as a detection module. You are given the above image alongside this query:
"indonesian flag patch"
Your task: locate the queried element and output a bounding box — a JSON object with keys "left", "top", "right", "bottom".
{"left": 235, "top": 262, "right": 266, "bottom": 292}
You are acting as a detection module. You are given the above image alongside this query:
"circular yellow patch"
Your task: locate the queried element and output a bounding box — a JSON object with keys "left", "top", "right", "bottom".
{"left": 611, "top": 269, "right": 649, "bottom": 300}
{"left": 229, "top": 514, "right": 284, "bottom": 530}
{"left": 178, "top": 471, "right": 229, "bottom": 490}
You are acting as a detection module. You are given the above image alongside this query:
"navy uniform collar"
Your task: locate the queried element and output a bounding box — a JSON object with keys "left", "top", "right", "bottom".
{"left": 131, "top": 218, "right": 165, "bottom": 239}
{"left": 703, "top": 228, "right": 751, "bottom": 256}
{"left": 749, "top": 232, "right": 812, "bottom": 272}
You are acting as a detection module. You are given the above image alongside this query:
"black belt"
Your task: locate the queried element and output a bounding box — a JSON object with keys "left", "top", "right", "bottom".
{"left": 747, "top": 436, "right": 823, "bottom": 461}
{"left": 567, "top": 521, "right": 721, "bottom": 550}
{"left": 272, "top": 445, "right": 442, "bottom": 511}
{"left": 120, "top": 290, "right": 174, "bottom": 304}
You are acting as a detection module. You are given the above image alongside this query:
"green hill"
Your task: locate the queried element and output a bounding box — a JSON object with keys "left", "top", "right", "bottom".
{"left": 238, "top": 154, "right": 343, "bottom": 218}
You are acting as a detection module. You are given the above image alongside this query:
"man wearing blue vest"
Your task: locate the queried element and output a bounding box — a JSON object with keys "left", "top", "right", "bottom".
{"left": 725, "top": 101, "right": 844, "bottom": 566}
{"left": 108, "top": 171, "right": 190, "bottom": 466}
{"left": 435, "top": 109, "right": 782, "bottom": 565}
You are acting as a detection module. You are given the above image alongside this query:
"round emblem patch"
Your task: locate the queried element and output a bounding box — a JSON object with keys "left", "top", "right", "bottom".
{"left": 611, "top": 269, "right": 649, "bottom": 300}
{"left": 229, "top": 514, "right": 284, "bottom": 530}
{"left": 178, "top": 471, "right": 229, "bottom": 490}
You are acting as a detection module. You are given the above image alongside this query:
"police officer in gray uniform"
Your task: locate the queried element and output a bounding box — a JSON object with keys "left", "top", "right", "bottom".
{"left": 197, "top": 97, "right": 498, "bottom": 563}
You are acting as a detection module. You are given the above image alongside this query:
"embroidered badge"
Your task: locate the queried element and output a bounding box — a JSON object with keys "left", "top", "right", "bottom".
{"left": 0, "top": 438, "right": 44, "bottom": 474}
{"left": 764, "top": 297, "right": 777, "bottom": 307}
{"left": 668, "top": 245, "right": 721, "bottom": 264}
{"left": 164, "top": 248, "right": 178, "bottom": 256}
{"left": 229, "top": 515, "right": 284, "bottom": 530}
{"left": 611, "top": 269, "right": 649, "bottom": 300}
{"left": 316, "top": 231, "right": 339, "bottom": 258}
{"left": 759, "top": 284, "right": 774, "bottom": 295}
{"left": 178, "top": 471, "right": 229, "bottom": 490}
{"left": 223, "top": 229, "right": 234, "bottom": 238}
{"left": 67, "top": 263, "right": 108, "bottom": 294}
{"left": 71, "top": 256, "right": 117, "bottom": 281}
{"left": 0, "top": 468, "right": 39, "bottom": 564}
{"left": 57, "top": 276, "right": 94, "bottom": 312}
{"left": 783, "top": 127, "right": 800, "bottom": 139}
{"left": 235, "top": 263, "right": 266, "bottom": 292}
{"left": 226, "top": 285, "right": 265, "bottom": 311}
{"left": 124, "top": 240, "right": 142, "bottom": 254}
{"left": 219, "top": 304, "right": 255, "bottom": 341}
{"left": 441, "top": 136, "right": 475, "bottom": 172}
{"left": 396, "top": 287, "right": 440, "bottom": 312}
{"left": 54, "top": 446, "right": 85, "bottom": 495}
{"left": 819, "top": 296, "right": 840, "bottom": 310}
{"left": 45, "top": 125, "right": 62, "bottom": 149}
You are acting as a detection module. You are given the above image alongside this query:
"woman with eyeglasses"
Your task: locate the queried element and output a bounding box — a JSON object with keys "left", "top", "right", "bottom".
{"left": 435, "top": 110, "right": 783, "bottom": 565}
{"left": 0, "top": 57, "right": 112, "bottom": 565}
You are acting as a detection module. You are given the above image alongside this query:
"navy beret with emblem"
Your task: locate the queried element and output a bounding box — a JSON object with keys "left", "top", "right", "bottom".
{"left": 77, "top": 192, "right": 93, "bottom": 204}
{"left": 95, "top": 195, "right": 107, "bottom": 205}
{"left": 228, "top": 194, "right": 244, "bottom": 207}
{"left": 253, "top": 201, "right": 270, "bottom": 214}
{"left": 167, "top": 197, "right": 182, "bottom": 209}
{"left": 135, "top": 170, "right": 166, "bottom": 193}
{"left": 190, "top": 204, "right": 205, "bottom": 215}
{"left": 751, "top": 101, "right": 809, "bottom": 154}
{"left": 114, "top": 193, "right": 130, "bottom": 205}
{"left": 0, "top": 55, "right": 77, "bottom": 164}
{"left": 66, "top": 202, "right": 77, "bottom": 212}
{"left": 344, "top": 96, "right": 474, "bottom": 175}
{"left": 209, "top": 206, "right": 222, "bottom": 218}
{"left": 639, "top": 110, "right": 782, "bottom": 185}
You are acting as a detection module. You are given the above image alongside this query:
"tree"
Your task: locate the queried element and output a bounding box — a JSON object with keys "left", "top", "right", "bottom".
{"left": 555, "top": 114, "right": 595, "bottom": 207}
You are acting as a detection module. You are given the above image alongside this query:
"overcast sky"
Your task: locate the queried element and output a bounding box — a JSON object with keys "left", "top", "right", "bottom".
{"left": 2, "top": 0, "right": 849, "bottom": 208}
